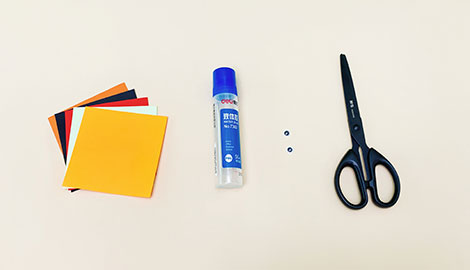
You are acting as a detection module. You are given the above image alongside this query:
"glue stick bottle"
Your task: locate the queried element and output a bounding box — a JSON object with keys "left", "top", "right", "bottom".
{"left": 213, "top": 67, "right": 243, "bottom": 188}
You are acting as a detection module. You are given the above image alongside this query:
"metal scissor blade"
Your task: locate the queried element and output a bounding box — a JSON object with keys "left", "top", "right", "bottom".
{"left": 340, "top": 54, "right": 368, "bottom": 150}
{"left": 340, "top": 54, "right": 361, "bottom": 121}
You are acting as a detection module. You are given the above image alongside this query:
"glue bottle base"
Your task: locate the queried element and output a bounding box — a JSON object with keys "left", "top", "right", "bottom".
{"left": 217, "top": 169, "right": 243, "bottom": 188}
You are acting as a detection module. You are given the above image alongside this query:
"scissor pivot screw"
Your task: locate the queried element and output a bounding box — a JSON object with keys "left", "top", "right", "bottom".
{"left": 353, "top": 125, "right": 359, "bottom": 131}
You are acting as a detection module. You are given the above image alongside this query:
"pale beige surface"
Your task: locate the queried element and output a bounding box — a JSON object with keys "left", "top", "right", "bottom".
{"left": 0, "top": 0, "right": 469, "bottom": 269}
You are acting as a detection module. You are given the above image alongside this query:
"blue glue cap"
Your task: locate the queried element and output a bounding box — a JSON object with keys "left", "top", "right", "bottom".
{"left": 213, "top": 67, "right": 237, "bottom": 96}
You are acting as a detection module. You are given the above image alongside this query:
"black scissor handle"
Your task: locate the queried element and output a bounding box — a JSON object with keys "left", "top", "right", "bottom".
{"left": 334, "top": 150, "right": 368, "bottom": 210}
{"left": 366, "top": 148, "right": 401, "bottom": 208}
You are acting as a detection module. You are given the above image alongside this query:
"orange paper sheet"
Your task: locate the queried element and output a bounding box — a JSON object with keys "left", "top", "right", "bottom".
{"left": 62, "top": 108, "right": 168, "bottom": 197}
{"left": 48, "top": 83, "right": 128, "bottom": 154}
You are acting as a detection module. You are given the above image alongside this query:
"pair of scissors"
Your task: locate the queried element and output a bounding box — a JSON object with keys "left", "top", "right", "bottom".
{"left": 334, "top": 54, "right": 401, "bottom": 210}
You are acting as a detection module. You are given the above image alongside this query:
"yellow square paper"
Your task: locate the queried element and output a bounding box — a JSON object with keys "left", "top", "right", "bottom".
{"left": 63, "top": 107, "right": 168, "bottom": 197}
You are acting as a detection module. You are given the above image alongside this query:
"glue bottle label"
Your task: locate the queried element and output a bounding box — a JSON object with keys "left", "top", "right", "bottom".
{"left": 220, "top": 108, "right": 241, "bottom": 169}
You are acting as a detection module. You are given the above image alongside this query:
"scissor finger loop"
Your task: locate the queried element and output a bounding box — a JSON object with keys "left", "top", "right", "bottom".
{"left": 365, "top": 148, "right": 401, "bottom": 207}
{"left": 334, "top": 150, "right": 368, "bottom": 209}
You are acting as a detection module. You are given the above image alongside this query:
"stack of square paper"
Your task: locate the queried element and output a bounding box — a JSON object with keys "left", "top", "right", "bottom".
{"left": 48, "top": 83, "right": 168, "bottom": 197}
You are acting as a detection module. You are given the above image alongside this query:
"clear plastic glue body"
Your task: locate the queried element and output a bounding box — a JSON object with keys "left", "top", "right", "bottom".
{"left": 212, "top": 67, "right": 243, "bottom": 188}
